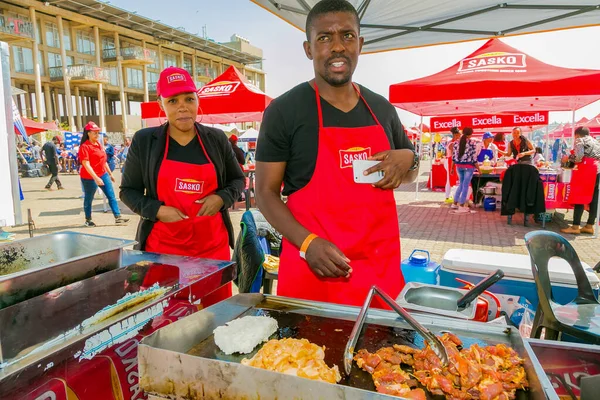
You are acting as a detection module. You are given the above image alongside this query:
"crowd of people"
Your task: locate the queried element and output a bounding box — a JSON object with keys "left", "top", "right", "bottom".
{"left": 19, "top": 135, "right": 131, "bottom": 175}
{"left": 443, "top": 124, "right": 600, "bottom": 231}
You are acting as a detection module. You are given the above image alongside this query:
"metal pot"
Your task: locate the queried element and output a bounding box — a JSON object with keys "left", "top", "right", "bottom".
{"left": 481, "top": 186, "right": 496, "bottom": 195}
{"left": 559, "top": 169, "right": 573, "bottom": 183}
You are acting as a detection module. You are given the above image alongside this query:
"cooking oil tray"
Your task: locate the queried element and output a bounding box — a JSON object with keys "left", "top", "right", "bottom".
{"left": 139, "top": 294, "right": 551, "bottom": 400}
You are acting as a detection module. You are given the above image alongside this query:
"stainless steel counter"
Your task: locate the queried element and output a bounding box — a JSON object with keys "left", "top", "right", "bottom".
{"left": 0, "top": 249, "right": 235, "bottom": 397}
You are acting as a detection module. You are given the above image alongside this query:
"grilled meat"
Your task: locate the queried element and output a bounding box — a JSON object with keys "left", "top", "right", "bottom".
{"left": 355, "top": 333, "right": 528, "bottom": 400}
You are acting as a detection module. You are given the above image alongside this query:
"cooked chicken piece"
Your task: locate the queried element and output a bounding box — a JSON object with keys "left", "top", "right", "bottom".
{"left": 355, "top": 334, "right": 528, "bottom": 400}
{"left": 242, "top": 338, "right": 341, "bottom": 384}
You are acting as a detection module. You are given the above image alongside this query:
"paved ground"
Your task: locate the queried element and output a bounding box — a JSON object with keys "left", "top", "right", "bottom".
{"left": 6, "top": 161, "right": 599, "bottom": 271}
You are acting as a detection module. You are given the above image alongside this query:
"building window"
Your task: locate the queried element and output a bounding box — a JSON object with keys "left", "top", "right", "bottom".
{"left": 45, "top": 22, "right": 71, "bottom": 50}
{"left": 48, "top": 52, "right": 61, "bottom": 68}
{"left": 45, "top": 22, "right": 59, "bottom": 48}
{"left": 76, "top": 30, "right": 95, "bottom": 55}
{"left": 102, "top": 37, "right": 115, "bottom": 50}
{"left": 127, "top": 68, "right": 143, "bottom": 89}
{"left": 183, "top": 57, "right": 192, "bottom": 74}
{"left": 147, "top": 49, "right": 158, "bottom": 69}
{"left": 147, "top": 71, "right": 159, "bottom": 92}
{"left": 13, "top": 46, "right": 34, "bottom": 74}
{"left": 147, "top": 71, "right": 159, "bottom": 84}
{"left": 163, "top": 53, "right": 177, "bottom": 69}
{"left": 78, "top": 58, "right": 93, "bottom": 65}
{"left": 109, "top": 68, "right": 119, "bottom": 86}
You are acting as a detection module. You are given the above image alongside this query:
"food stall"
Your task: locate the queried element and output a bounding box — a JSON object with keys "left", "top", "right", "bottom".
{"left": 0, "top": 232, "right": 236, "bottom": 399}
{"left": 2, "top": 229, "right": 599, "bottom": 399}
{"left": 390, "top": 38, "right": 600, "bottom": 218}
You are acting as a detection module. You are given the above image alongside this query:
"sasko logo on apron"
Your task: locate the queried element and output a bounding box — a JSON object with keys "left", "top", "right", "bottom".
{"left": 339, "top": 147, "right": 371, "bottom": 168}
{"left": 174, "top": 178, "right": 204, "bottom": 194}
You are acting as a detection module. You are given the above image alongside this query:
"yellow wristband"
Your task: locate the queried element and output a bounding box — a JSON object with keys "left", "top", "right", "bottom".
{"left": 299, "top": 233, "right": 318, "bottom": 260}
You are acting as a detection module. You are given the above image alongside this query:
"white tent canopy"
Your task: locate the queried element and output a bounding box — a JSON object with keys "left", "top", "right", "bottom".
{"left": 250, "top": 0, "right": 600, "bottom": 53}
{"left": 238, "top": 127, "right": 259, "bottom": 142}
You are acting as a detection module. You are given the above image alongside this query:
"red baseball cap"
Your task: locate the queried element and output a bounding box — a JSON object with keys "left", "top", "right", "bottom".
{"left": 157, "top": 67, "right": 197, "bottom": 98}
{"left": 84, "top": 121, "right": 100, "bottom": 131}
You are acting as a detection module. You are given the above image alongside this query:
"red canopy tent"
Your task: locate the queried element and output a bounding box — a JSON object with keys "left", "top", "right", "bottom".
{"left": 20, "top": 118, "right": 58, "bottom": 136}
{"left": 390, "top": 38, "right": 600, "bottom": 199}
{"left": 583, "top": 114, "right": 600, "bottom": 134}
{"left": 390, "top": 39, "right": 600, "bottom": 116}
{"left": 141, "top": 66, "right": 272, "bottom": 126}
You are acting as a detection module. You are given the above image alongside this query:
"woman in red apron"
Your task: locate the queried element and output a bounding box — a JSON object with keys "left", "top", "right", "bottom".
{"left": 561, "top": 127, "right": 600, "bottom": 235}
{"left": 120, "top": 67, "right": 245, "bottom": 306}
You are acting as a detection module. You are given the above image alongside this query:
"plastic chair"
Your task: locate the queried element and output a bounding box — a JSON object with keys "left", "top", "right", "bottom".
{"left": 525, "top": 231, "right": 600, "bottom": 344}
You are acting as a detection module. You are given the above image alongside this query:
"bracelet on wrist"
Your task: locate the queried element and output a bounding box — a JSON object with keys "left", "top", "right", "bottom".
{"left": 299, "top": 233, "right": 318, "bottom": 260}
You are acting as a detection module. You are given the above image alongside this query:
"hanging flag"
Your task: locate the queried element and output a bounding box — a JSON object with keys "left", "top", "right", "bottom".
{"left": 12, "top": 99, "right": 30, "bottom": 145}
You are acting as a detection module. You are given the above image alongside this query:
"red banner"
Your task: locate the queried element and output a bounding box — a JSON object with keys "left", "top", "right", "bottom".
{"left": 430, "top": 111, "right": 549, "bottom": 132}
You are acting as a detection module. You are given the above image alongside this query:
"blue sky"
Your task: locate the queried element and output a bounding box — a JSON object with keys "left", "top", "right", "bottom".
{"left": 111, "top": 0, "right": 600, "bottom": 126}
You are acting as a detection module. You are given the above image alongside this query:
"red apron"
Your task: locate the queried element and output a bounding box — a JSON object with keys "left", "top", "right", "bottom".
{"left": 278, "top": 83, "right": 404, "bottom": 308}
{"left": 569, "top": 156, "right": 599, "bottom": 205}
{"left": 145, "top": 129, "right": 231, "bottom": 306}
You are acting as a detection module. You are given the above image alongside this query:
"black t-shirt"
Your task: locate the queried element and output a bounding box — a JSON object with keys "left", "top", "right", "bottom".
{"left": 256, "top": 82, "right": 414, "bottom": 195}
{"left": 167, "top": 136, "right": 209, "bottom": 165}
{"left": 42, "top": 141, "right": 57, "bottom": 165}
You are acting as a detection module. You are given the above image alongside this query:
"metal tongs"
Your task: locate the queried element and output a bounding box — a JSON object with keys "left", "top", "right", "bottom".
{"left": 343, "top": 285, "right": 449, "bottom": 375}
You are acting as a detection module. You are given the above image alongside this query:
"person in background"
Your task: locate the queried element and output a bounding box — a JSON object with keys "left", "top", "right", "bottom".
{"left": 493, "top": 132, "right": 507, "bottom": 153}
{"left": 451, "top": 127, "right": 480, "bottom": 214}
{"left": 533, "top": 147, "right": 546, "bottom": 166}
{"left": 120, "top": 138, "right": 131, "bottom": 173}
{"left": 80, "top": 121, "right": 129, "bottom": 227}
{"left": 561, "top": 127, "right": 600, "bottom": 235}
{"left": 444, "top": 126, "right": 462, "bottom": 201}
{"left": 104, "top": 135, "right": 116, "bottom": 172}
{"left": 41, "top": 136, "right": 63, "bottom": 190}
{"left": 228, "top": 134, "right": 246, "bottom": 167}
{"left": 120, "top": 66, "right": 244, "bottom": 307}
{"left": 58, "top": 143, "right": 67, "bottom": 172}
{"left": 70, "top": 143, "right": 80, "bottom": 173}
{"left": 477, "top": 132, "right": 498, "bottom": 165}
{"left": 502, "top": 127, "right": 534, "bottom": 163}
{"left": 31, "top": 140, "right": 41, "bottom": 162}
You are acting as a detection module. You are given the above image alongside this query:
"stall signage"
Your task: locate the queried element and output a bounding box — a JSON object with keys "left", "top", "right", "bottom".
{"left": 458, "top": 52, "right": 527, "bottom": 74}
{"left": 545, "top": 183, "right": 557, "bottom": 201}
{"left": 198, "top": 81, "right": 240, "bottom": 97}
{"left": 430, "top": 111, "right": 549, "bottom": 131}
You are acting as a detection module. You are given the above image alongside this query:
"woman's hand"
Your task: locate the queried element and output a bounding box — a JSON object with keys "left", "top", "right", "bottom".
{"left": 196, "top": 195, "right": 224, "bottom": 216}
{"left": 110, "top": 174, "right": 115, "bottom": 183}
{"left": 156, "top": 206, "right": 188, "bottom": 222}
{"left": 94, "top": 176, "right": 104, "bottom": 186}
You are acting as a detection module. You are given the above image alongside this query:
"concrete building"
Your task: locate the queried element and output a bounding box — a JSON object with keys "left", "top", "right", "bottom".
{"left": 1, "top": 0, "right": 265, "bottom": 138}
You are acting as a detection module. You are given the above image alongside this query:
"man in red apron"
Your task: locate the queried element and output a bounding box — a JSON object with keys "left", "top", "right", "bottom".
{"left": 255, "top": 0, "right": 419, "bottom": 307}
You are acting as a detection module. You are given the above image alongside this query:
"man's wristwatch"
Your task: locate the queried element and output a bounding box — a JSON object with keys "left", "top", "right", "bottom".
{"left": 408, "top": 150, "right": 420, "bottom": 171}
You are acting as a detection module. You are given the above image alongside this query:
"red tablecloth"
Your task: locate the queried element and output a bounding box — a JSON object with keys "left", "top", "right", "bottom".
{"left": 544, "top": 181, "right": 572, "bottom": 210}
{"left": 428, "top": 162, "right": 457, "bottom": 189}
{"left": 16, "top": 299, "right": 201, "bottom": 400}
